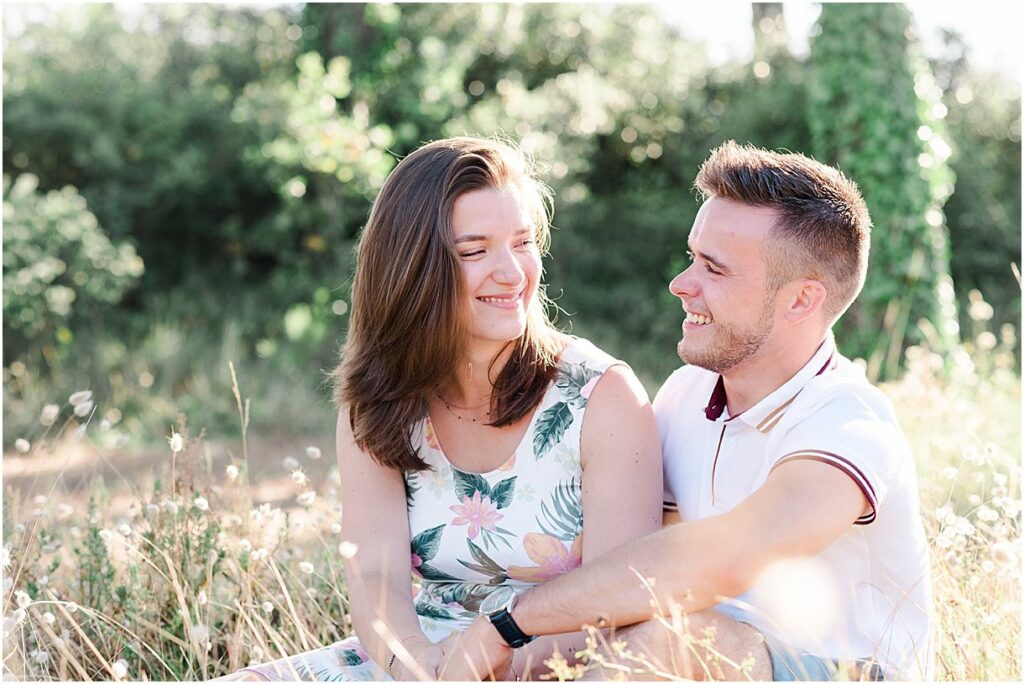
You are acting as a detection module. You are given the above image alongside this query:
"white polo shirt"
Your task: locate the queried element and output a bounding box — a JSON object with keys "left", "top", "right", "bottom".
{"left": 655, "top": 337, "right": 932, "bottom": 680}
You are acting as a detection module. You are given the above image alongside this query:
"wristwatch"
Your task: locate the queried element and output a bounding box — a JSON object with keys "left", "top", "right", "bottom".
{"left": 479, "top": 585, "right": 535, "bottom": 648}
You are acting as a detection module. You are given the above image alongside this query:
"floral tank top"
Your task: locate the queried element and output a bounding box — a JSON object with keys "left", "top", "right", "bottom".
{"left": 404, "top": 336, "right": 619, "bottom": 639}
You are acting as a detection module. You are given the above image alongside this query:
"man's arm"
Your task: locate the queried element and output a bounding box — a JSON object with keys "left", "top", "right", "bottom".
{"left": 440, "top": 458, "right": 869, "bottom": 678}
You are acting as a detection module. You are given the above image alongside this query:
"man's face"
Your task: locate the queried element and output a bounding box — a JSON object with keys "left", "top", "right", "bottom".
{"left": 669, "top": 196, "right": 780, "bottom": 373}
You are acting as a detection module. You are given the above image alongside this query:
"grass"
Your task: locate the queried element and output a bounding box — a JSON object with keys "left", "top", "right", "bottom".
{"left": 2, "top": 301, "right": 1020, "bottom": 681}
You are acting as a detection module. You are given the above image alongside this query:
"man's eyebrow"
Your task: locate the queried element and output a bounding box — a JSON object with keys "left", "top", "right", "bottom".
{"left": 687, "top": 244, "right": 729, "bottom": 272}
{"left": 454, "top": 227, "right": 533, "bottom": 244}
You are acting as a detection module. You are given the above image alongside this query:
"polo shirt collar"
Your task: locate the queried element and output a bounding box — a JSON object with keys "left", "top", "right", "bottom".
{"left": 703, "top": 334, "right": 837, "bottom": 432}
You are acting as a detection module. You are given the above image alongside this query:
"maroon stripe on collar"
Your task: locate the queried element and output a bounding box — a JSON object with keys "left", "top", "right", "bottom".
{"left": 704, "top": 375, "right": 727, "bottom": 421}
{"left": 816, "top": 352, "right": 836, "bottom": 376}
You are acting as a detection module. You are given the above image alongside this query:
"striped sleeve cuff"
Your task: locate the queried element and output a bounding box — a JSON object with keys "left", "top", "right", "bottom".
{"left": 771, "top": 450, "right": 878, "bottom": 524}
{"left": 663, "top": 500, "right": 679, "bottom": 513}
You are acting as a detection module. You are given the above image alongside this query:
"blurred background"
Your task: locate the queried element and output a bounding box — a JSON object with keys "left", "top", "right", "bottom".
{"left": 2, "top": 4, "right": 1021, "bottom": 681}
{"left": 2, "top": 1, "right": 1020, "bottom": 450}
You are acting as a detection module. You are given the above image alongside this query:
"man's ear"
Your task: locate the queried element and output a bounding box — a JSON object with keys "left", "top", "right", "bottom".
{"left": 783, "top": 279, "right": 828, "bottom": 323}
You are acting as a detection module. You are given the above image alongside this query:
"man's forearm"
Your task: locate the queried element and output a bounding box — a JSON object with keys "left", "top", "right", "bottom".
{"left": 513, "top": 516, "right": 745, "bottom": 636}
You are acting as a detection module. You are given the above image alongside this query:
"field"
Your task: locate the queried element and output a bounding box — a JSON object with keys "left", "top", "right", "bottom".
{"left": 2, "top": 320, "right": 1020, "bottom": 681}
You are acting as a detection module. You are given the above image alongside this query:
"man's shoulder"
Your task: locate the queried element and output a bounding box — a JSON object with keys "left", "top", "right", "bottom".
{"left": 801, "top": 356, "right": 896, "bottom": 416}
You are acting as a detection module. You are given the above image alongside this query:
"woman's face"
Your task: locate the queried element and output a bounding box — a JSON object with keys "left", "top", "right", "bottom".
{"left": 450, "top": 184, "right": 542, "bottom": 351}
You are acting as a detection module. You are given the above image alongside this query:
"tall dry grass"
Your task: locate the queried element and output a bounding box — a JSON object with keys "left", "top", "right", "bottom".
{"left": 2, "top": 293, "right": 1020, "bottom": 680}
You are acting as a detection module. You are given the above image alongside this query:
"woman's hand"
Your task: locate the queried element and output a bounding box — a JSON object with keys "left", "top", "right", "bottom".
{"left": 390, "top": 635, "right": 447, "bottom": 680}
{"left": 436, "top": 618, "right": 514, "bottom": 681}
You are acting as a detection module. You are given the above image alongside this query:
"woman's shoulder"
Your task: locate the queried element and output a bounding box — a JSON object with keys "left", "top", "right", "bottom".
{"left": 556, "top": 335, "right": 621, "bottom": 374}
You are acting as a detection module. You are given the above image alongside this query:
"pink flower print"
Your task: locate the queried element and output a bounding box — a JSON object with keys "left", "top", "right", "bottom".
{"left": 424, "top": 417, "right": 441, "bottom": 450}
{"left": 449, "top": 491, "right": 503, "bottom": 539}
{"left": 498, "top": 452, "right": 517, "bottom": 472}
{"left": 508, "top": 533, "right": 583, "bottom": 583}
{"left": 579, "top": 376, "right": 600, "bottom": 400}
{"left": 411, "top": 553, "right": 423, "bottom": 569}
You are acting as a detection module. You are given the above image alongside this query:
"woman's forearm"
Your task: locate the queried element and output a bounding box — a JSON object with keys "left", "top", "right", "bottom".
{"left": 347, "top": 569, "right": 426, "bottom": 670}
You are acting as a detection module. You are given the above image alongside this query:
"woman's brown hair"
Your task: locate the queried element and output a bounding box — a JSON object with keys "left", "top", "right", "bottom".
{"left": 332, "top": 137, "right": 562, "bottom": 471}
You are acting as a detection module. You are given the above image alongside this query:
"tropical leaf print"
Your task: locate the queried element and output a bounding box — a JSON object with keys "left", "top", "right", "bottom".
{"left": 340, "top": 649, "right": 367, "bottom": 666}
{"left": 415, "top": 601, "right": 459, "bottom": 621}
{"left": 431, "top": 582, "right": 495, "bottom": 614}
{"left": 416, "top": 562, "right": 460, "bottom": 582}
{"left": 404, "top": 471, "right": 421, "bottom": 508}
{"left": 452, "top": 469, "right": 490, "bottom": 500}
{"left": 411, "top": 524, "right": 445, "bottom": 562}
{"left": 533, "top": 401, "right": 573, "bottom": 460}
{"left": 458, "top": 539, "right": 509, "bottom": 585}
{"left": 538, "top": 478, "right": 583, "bottom": 542}
{"left": 489, "top": 476, "right": 517, "bottom": 509}
{"left": 556, "top": 363, "right": 602, "bottom": 408}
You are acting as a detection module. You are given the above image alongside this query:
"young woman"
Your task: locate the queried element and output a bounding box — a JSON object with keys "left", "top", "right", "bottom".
{"left": 231, "top": 137, "right": 662, "bottom": 680}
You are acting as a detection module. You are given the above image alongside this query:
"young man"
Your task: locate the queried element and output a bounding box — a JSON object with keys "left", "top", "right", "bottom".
{"left": 439, "top": 142, "right": 932, "bottom": 681}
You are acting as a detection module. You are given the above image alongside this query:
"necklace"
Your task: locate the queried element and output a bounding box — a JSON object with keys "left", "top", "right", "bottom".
{"left": 435, "top": 387, "right": 492, "bottom": 423}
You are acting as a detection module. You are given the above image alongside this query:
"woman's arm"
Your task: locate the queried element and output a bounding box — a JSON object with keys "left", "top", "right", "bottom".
{"left": 336, "top": 409, "right": 443, "bottom": 678}
{"left": 514, "top": 364, "right": 663, "bottom": 678}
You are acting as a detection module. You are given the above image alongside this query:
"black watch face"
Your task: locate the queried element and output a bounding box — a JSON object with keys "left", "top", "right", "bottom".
{"left": 479, "top": 585, "right": 515, "bottom": 615}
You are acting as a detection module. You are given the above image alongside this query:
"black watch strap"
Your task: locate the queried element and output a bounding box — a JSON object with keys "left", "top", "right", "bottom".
{"left": 487, "top": 607, "right": 535, "bottom": 649}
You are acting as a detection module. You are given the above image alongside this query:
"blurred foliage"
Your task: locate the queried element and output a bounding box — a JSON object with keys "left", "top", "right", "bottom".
{"left": 2, "top": 3, "right": 1020, "bottom": 441}
{"left": 2, "top": 175, "right": 144, "bottom": 372}
{"left": 930, "top": 31, "right": 1022, "bottom": 344}
{"left": 808, "top": 4, "right": 960, "bottom": 380}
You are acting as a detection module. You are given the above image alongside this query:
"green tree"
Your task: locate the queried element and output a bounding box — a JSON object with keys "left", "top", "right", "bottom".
{"left": 808, "top": 4, "right": 959, "bottom": 378}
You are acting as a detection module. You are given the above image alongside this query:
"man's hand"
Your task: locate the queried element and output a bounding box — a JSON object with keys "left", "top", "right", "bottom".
{"left": 437, "top": 617, "right": 514, "bottom": 681}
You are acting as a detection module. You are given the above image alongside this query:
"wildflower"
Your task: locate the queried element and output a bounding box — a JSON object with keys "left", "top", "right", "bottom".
{"left": 190, "top": 622, "right": 210, "bottom": 645}
{"left": 306, "top": 446, "right": 322, "bottom": 460}
{"left": 99, "top": 529, "right": 114, "bottom": 541}
{"left": 226, "top": 464, "right": 239, "bottom": 481}
{"left": 941, "top": 466, "right": 958, "bottom": 480}
{"left": 73, "top": 400, "right": 94, "bottom": 417}
{"left": 306, "top": 587, "right": 318, "bottom": 598}
{"left": 297, "top": 491, "right": 316, "bottom": 506}
{"left": 42, "top": 612, "right": 55, "bottom": 625}
{"left": 299, "top": 561, "right": 315, "bottom": 575}
{"left": 14, "top": 439, "right": 30, "bottom": 453}
{"left": 330, "top": 523, "right": 342, "bottom": 535}
{"left": 56, "top": 503, "right": 74, "bottom": 520}
{"left": 291, "top": 469, "right": 308, "bottom": 486}
{"left": 992, "top": 542, "right": 1017, "bottom": 566}
{"left": 100, "top": 419, "right": 112, "bottom": 431}
{"left": 194, "top": 497, "right": 209, "bottom": 512}
{"left": 198, "top": 590, "right": 208, "bottom": 606}
{"left": 66, "top": 602, "right": 79, "bottom": 614}
{"left": 253, "top": 548, "right": 269, "bottom": 561}
{"left": 283, "top": 456, "right": 300, "bottom": 470}
{"left": 69, "top": 527, "right": 82, "bottom": 539}
{"left": 12, "top": 609, "right": 27, "bottom": 625}
{"left": 338, "top": 541, "right": 359, "bottom": 559}
{"left": 15, "top": 591, "right": 32, "bottom": 609}
{"left": 934, "top": 536, "right": 953, "bottom": 549}
{"left": 69, "top": 390, "right": 93, "bottom": 406}
{"left": 118, "top": 523, "right": 132, "bottom": 537}
{"left": 261, "top": 601, "right": 274, "bottom": 614}
{"left": 40, "top": 404, "right": 60, "bottom": 426}
{"left": 238, "top": 539, "right": 253, "bottom": 553}
{"left": 168, "top": 431, "right": 184, "bottom": 454}
{"left": 163, "top": 499, "right": 179, "bottom": 514}
{"left": 29, "top": 649, "right": 50, "bottom": 664}
{"left": 977, "top": 506, "right": 999, "bottom": 522}
{"left": 145, "top": 503, "right": 159, "bottom": 515}
{"left": 111, "top": 660, "right": 128, "bottom": 679}
{"left": 38, "top": 575, "right": 49, "bottom": 586}
{"left": 15, "top": 523, "right": 26, "bottom": 534}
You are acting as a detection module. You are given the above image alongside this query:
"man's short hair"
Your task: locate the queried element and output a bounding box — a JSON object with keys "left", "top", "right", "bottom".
{"left": 695, "top": 141, "right": 871, "bottom": 323}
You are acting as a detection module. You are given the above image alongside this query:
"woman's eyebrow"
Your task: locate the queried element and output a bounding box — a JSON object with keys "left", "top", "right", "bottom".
{"left": 454, "top": 227, "right": 533, "bottom": 244}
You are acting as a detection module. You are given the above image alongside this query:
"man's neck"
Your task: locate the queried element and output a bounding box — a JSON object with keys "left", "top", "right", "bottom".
{"left": 721, "top": 334, "right": 829, "bottom": 416}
